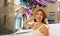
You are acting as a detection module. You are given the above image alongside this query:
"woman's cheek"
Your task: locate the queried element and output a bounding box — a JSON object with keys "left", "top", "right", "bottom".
{"left": 41, "top": 16, "right": 43, "bottom": 20}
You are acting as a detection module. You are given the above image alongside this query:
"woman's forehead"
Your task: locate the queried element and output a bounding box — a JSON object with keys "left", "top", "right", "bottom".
{"left": 37, "top": 11, "right": 43, "bottom": 14}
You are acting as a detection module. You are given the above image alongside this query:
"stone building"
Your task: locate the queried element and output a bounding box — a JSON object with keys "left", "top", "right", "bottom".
{"left": 0, "top": 0, "right": 60, "bottom": 32}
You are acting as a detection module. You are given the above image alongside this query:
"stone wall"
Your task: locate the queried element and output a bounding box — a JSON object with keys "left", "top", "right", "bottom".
{"left": 0, "top": 0, "right": 15, "bottom": 32}
{"left": 0, "top": 0, "right": 60, "bottom": 32}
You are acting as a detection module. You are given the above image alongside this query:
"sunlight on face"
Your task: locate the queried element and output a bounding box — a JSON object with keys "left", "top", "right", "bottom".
{"left": 35, "top": 11, "right": 43, "bottom": 22}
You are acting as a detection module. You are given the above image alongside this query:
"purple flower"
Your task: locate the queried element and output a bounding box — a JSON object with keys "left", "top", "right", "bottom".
{"left": 28, "top": 10, "right": 32, "bottom": 14}
{"left": 51, "top": 0, "right": 57, "bottom": 3}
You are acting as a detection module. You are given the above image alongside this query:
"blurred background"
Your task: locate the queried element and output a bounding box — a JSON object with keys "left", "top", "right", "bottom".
{"left": 0, "top": 0, "right": 60, "bottom": 36}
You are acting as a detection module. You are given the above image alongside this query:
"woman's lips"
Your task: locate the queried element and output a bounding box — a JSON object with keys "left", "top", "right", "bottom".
{"left": 37, "top": 18, "right": 41, "bottom": 20}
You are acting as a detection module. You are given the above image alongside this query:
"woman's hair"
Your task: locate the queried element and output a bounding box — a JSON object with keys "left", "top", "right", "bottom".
{"left": 33, "top": 8, "right": 47, "bottom": 24}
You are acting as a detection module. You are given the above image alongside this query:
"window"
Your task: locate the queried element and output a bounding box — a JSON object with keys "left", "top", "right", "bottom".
{"left": 4, "top": 0, "right": 10, "bottom": 6}
{"left": 49, "top": 12, "right": 55, "bottom": 20}
{"left": 4, "top": 0, "right": 8, "bottom": 6}
{"left": 4, "top": 15, "right": 6, "bottom": 26}
{"left": 58, "top": 5, "right": 60, "bottom": 13}
{"left": 48, "top": 12, "right": 55, "bottom": 24}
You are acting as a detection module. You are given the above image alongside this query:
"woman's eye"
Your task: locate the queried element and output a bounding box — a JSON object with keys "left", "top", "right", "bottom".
{"left": 36, "top": 13, "right": 39, "bottom": 15}
{"left": 40, "top": 14, "right": 43, "bottom": 16}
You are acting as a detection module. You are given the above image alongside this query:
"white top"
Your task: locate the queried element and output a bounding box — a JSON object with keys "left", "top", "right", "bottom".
{"left": 32, "top": 24, "right": 48, "bottom": 36}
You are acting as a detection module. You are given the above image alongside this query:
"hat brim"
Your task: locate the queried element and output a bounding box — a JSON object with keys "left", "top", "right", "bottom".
{"left": 33, "top": 7, "right": 49, "bottom": 18}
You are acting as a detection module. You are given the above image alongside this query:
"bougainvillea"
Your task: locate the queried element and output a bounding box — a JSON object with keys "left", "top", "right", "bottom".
{"left": 18, "top": 0, "right": 57, "bottom": 16}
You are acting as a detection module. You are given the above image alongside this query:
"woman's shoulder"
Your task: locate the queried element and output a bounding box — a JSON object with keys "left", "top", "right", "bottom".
{"left": 44, "top": 24, "right": 49, "bottom": 27}
{"left": 39, "top": 24, "right": 49, "bottom": 32}
{"left": 41, "top": 24, "right": 49, "bottom": 29}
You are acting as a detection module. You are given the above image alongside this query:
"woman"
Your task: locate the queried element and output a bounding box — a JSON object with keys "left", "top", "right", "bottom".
{"left": 23, "top": 7, "right": 50, "bottom": 36}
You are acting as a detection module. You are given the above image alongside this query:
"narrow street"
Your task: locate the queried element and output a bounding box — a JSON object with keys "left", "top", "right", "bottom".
{"left": 0, "top": 23, "right": 60, "bottom": 36}
{"left": 0, "top": 0, "right": 60, "bottom": 36}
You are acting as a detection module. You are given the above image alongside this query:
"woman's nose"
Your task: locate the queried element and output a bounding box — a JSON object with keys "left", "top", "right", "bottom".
{"left": 38, "top": 14, "right": 41, "bottom": 17}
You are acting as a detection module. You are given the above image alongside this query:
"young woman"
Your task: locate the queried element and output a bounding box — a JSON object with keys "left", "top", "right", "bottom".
{"left": 23, "top": 7, "right": 50, "bottom": 36}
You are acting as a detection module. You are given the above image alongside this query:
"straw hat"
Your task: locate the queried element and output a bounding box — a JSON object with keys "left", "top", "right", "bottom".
{"left": 33, "top": 7, "right": 49, "bottom": 18}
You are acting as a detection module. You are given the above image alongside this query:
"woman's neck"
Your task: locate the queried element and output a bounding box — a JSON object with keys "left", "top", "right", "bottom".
{"left": 36, "top": 21, "right": 43, "bottom": 25}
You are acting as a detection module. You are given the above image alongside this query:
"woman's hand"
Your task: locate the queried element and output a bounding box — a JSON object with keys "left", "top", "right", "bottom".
{"left": 23, "top": 16, "right": 35, "bottom": 27}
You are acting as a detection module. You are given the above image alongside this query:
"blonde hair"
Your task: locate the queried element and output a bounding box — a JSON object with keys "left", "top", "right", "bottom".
{"left": 33, "top": 7, "right": 48, "bottom": 24}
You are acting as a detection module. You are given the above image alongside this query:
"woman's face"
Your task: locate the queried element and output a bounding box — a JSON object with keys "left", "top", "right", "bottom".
{"left": 35, "top": 11, "right": 43, "bottom": 22}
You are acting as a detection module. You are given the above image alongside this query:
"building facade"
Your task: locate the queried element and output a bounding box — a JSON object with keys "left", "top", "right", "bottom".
{"left": 0, "top": 0, "right": 60, "bottom": 32}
